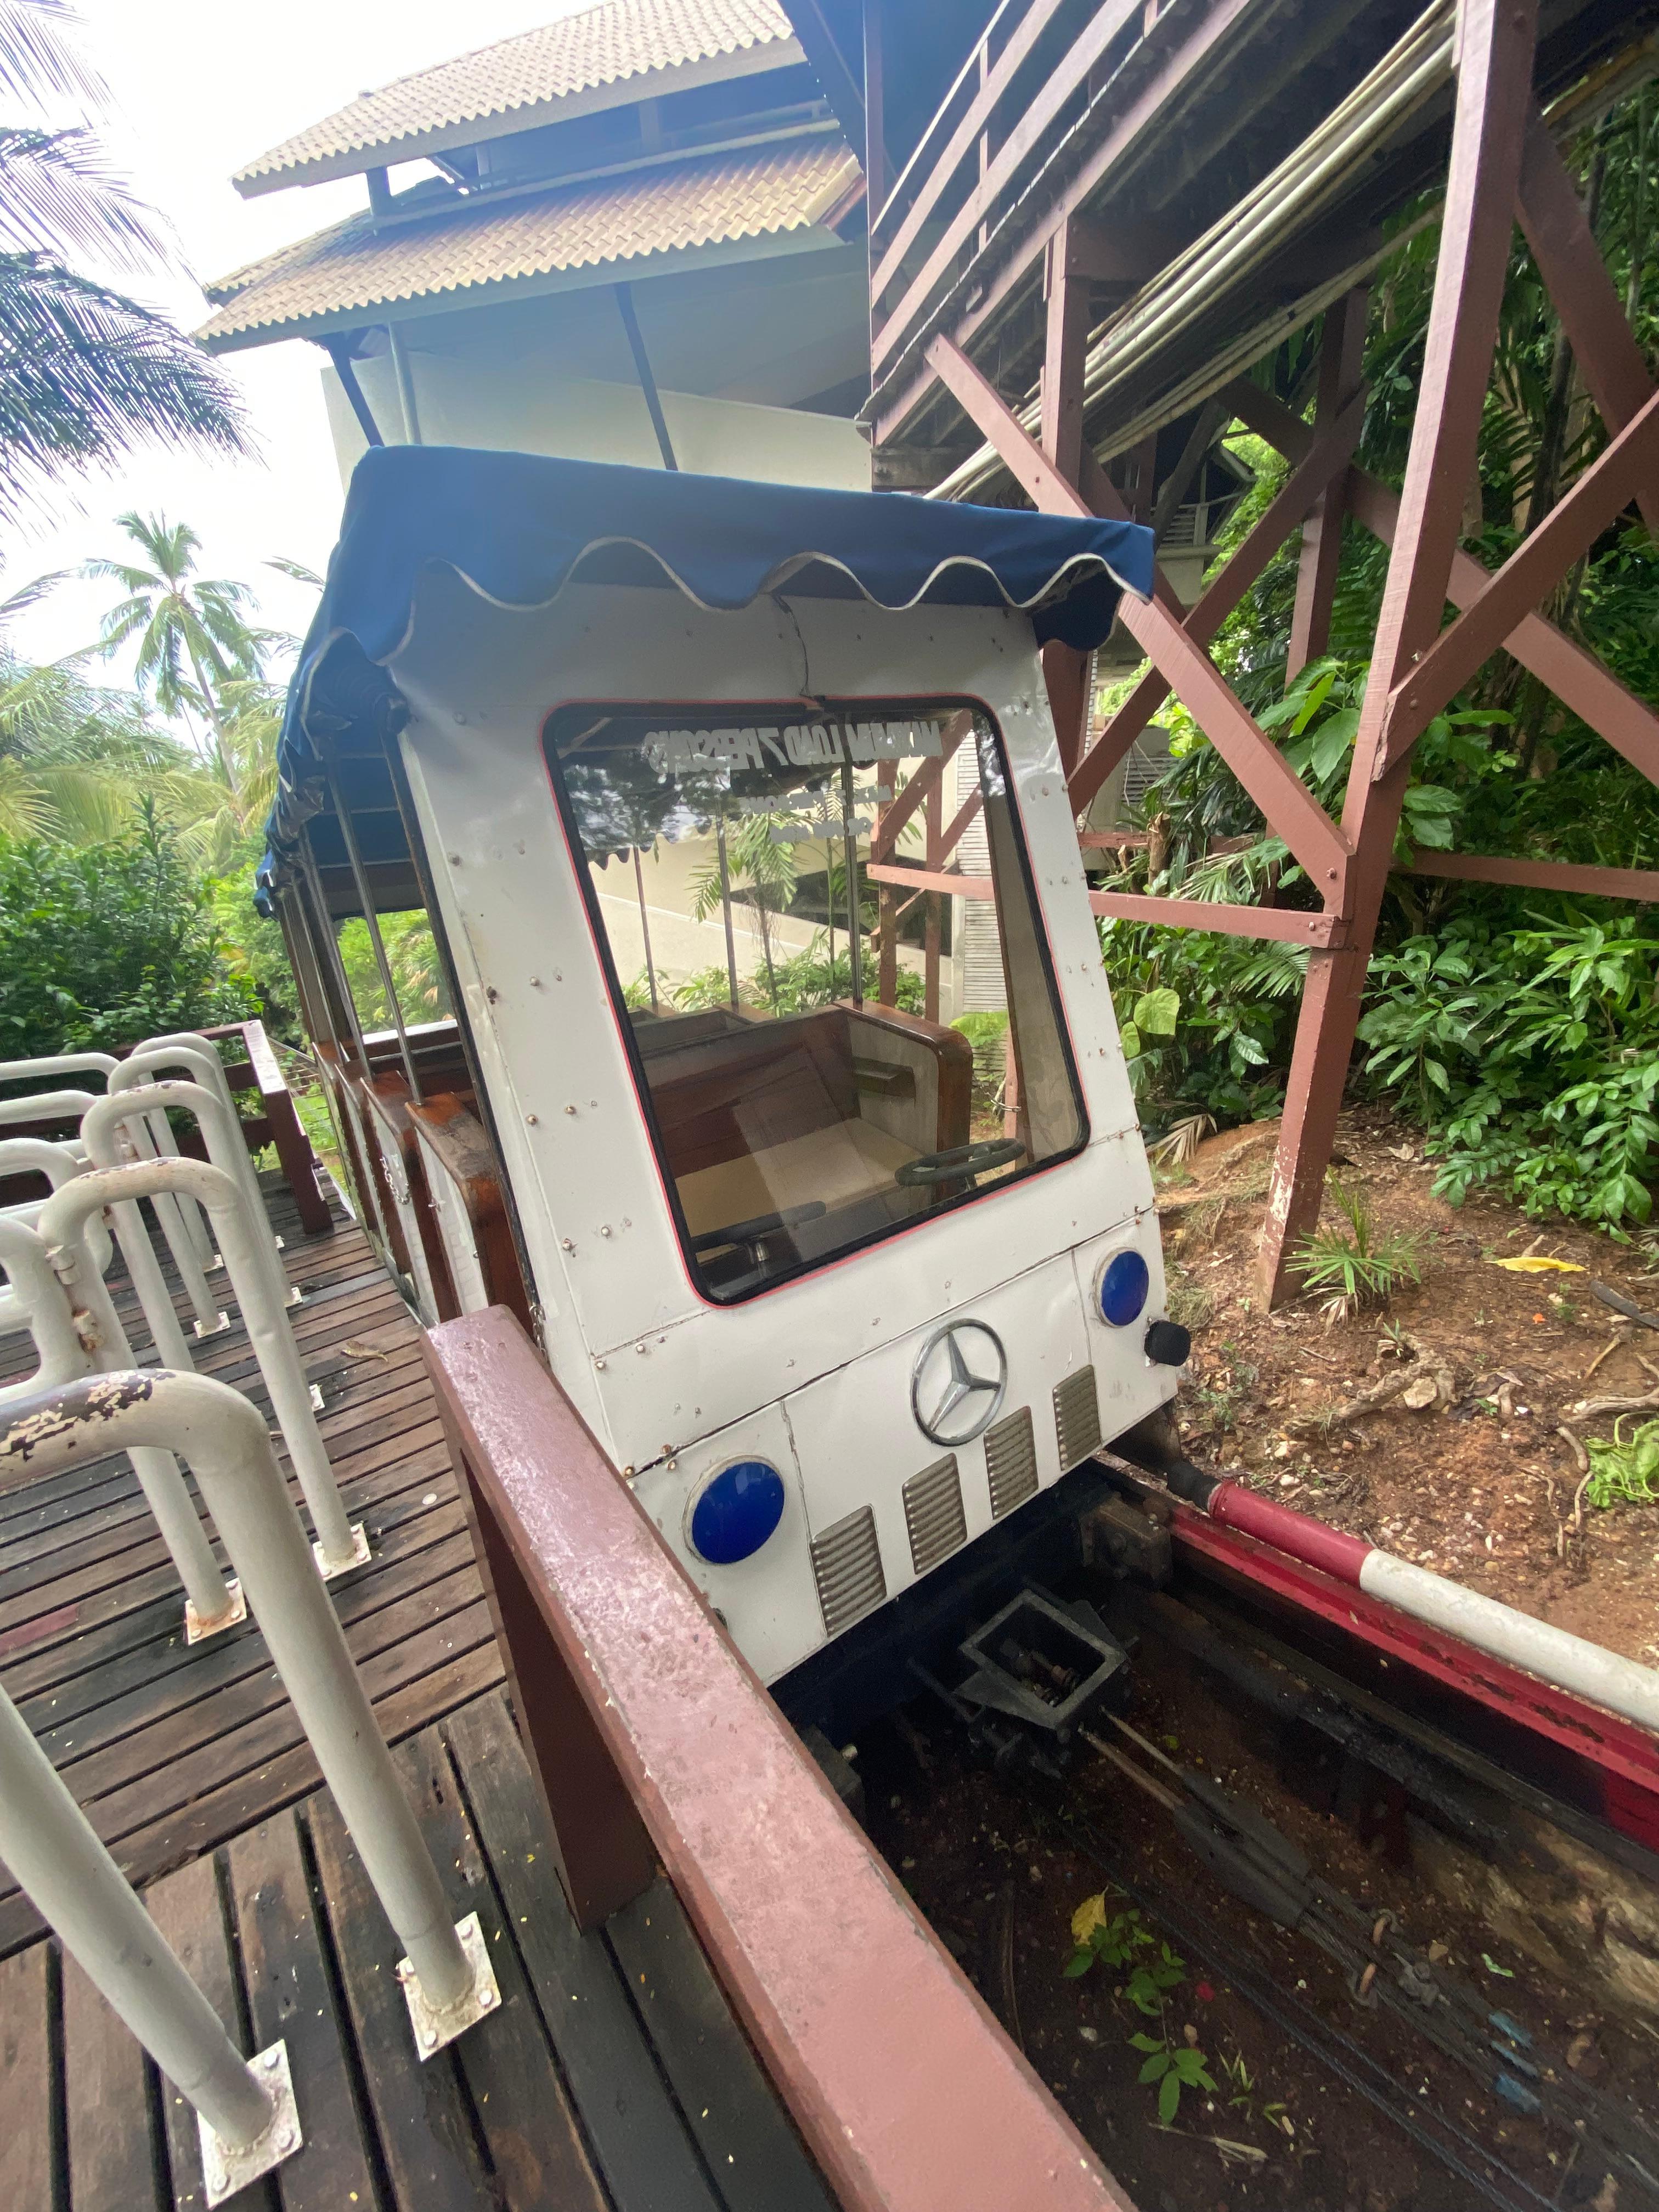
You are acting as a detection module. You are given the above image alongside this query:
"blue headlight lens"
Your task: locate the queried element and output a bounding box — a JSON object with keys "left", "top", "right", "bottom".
{"left": 690, "top": 1459, "right": 786, "bottom": 1565}
{"left": 1099, "top": 1249, "right": 1150, "bottom": 1327}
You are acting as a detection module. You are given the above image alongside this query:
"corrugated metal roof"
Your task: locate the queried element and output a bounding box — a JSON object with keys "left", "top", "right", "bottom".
{"left": 235, "top": 0, "right": 798, "bottom": 192}
{"left": 199, "top": 138, "right": 859, "bottom": 348}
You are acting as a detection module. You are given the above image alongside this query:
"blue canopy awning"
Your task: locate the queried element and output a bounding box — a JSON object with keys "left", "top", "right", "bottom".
{"left": 259, "top": 445, "right": 1154, "bottom": 907}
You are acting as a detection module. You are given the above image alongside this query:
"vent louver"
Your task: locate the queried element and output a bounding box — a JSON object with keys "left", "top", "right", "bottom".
{"left": 1053, "top": 1366, "right": 1102, "bottom": 1471}
{"left": 902, "top": 1454, "right": 967, "bottom": 1576}
{"left": 810, "top": 1505, "right": 887, "bottom": 1638}
{"left": 985, "top": 1406, "right": 1039, "bottom": 1519}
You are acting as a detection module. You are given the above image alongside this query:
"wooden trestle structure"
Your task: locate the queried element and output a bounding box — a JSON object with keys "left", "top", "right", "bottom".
{"left": 817, "top": 0, "right": 1659, "bottom": 1300}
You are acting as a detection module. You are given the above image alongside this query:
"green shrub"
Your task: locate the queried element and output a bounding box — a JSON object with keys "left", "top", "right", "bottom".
{"left": 0, "top": 806, "right": 257, "bottom": 1060}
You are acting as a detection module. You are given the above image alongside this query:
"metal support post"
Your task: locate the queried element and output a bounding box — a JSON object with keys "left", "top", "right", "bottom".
{"left": 0, "top": 1369, "right": 499, "bottom": 2052}
{"left": 46, "top": 1131, "right": 365, "bottom": 1578}
{"left": 0, "top": 1211, "right": 238, "bottom": 1638}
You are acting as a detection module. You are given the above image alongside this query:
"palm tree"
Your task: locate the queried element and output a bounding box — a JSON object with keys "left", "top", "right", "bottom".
{"left": 84, "top": 511, "right": 268, "bottom": 800}
{"left": 0, "top": 1, "right": 246, "bottom": 523}
{"left": 0, "top": 573, "right": 200, "bottom": 840}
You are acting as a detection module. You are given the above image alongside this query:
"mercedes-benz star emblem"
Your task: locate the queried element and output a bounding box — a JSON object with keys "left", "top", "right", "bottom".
{"left": 911, "top": 1321, "right": 1008, "bottom": 1448}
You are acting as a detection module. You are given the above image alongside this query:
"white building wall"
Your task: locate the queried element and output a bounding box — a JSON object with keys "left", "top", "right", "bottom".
{"left": 323, "top": 352, "right": 868, "bottom": 490}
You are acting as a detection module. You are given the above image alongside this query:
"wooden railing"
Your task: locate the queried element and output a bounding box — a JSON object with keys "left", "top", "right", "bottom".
{"left": 185, "top": 1022, "right": 333, "bottom": 1236}
{"left": 423, "top": 1307, "right": 1138, "bottom": 2212}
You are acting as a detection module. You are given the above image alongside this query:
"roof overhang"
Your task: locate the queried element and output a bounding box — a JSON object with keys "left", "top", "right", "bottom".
{"left": 235, "top": 35, "right": 806, "bottom": 197}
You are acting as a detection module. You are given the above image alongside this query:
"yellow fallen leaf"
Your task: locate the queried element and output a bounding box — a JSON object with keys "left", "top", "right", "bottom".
{"left": 1071, "top": 1892, "right": 1109, "bottom": 1945}
{"left": 1491, "top": 1256, "right": 1585, "bottom": 1274}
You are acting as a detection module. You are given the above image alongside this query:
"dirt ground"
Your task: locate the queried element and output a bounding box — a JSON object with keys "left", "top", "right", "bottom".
{"left": 868, "top": 1628, "right": 1654, "bottom": 2212}
{"left": 1158, "top": 1106, "right": 1659, "bottom": 1668}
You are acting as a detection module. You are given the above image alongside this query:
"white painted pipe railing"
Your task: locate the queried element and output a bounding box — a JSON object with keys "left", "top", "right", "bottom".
{"left": 0, "top": 1060, "right": 223, "bottom": 1329}
{"left": 103, "top": 1068, "right": 297, "bottom": 1328}
{"left": 0, "top": 1678, "right": 293, "bottom": 2193}
{"left": 124, "top": 1035, "right": 224, "bottom": 1278}
{"left": 41, "top": 1148, "right": 363, "bottom": 1578}
{"left": 115, "top": 1041, "right": 296, "bottom": 1312}
{"left": 0, "top": 1211, "right": 236, "bottom": 1634}
{"left": 0, "top": 1368, "right": 497, "bottom": 2057}
{"left": 0, "top": 1137, "right": 112, "bottom": 1311}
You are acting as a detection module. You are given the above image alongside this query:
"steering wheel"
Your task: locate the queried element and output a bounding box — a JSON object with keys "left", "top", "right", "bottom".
{"left": 691, "top": 1200, "right": 828, "bottom": 1256}
{"left": 894, "top": 1137, "right": 1026, "bottom": 1188}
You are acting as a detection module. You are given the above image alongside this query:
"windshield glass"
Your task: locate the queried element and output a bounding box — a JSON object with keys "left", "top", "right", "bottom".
{"left": 545, "top": 697, "right": 1086, "bottom": 1303}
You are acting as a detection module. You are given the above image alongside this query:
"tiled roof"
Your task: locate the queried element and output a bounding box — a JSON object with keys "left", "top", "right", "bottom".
{"left": 199, "top": 138, "right": 859, "bottom": 347}
{"left": 235, "top": 0, "right": 798, "bottom": 192}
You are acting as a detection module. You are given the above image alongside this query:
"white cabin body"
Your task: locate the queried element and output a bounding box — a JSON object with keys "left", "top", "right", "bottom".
{"left": 379, "top": 572, "right": 1172, "bottom": 1684}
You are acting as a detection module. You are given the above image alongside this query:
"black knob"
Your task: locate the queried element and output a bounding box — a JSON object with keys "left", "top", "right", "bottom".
{"left": 1144, "top": 1318, "right": 1191, "bottom": 1367}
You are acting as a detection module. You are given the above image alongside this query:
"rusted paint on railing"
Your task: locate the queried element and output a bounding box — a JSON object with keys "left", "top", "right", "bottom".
{"left": 423, "top": 1307, "right": 1138, "bottom": 2212}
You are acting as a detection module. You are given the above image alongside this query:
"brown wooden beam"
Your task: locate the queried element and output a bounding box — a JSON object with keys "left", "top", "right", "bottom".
{"left": 871, "top": 0, "right": 1073, "bottom": 268}
{"left": 869, "top": 0, "right": 1253, "bottom": 439}
{"left": 1378, "top": 386, "right": 1659, "bottom": 775}
{"left": 1041, "top": 218, "right": 1092, "bottom": 487}
{"left": 424, "top": 1310, "right": 1136, "bottom": 2212}
{"left": 867, "top": 861, "right": 993, "bottom": 901}
{"left": 1235, "top": 383, "right": 1659, "bottom": 808}
{"left": 1287, "top": 289, "right": 1369, "bottom": 679}
{"left": 1088, "top": 889, "right": 1346, "bottom": 944}
{"left": 1260, "top": 0, "right": 1540, "bottom": 1308}
{"left": 1517, "top": 103, "right": 1659, "bottom": 534}
{"left": 868, "top": 709, "right": 972, "bottom": 863}
{"left": 1401, "top": 851, "right": 1659, "bottom": 901}
{"left": 1071, "top": 382, "right": 1368, "bottom": 815}
{"left": 871, "top": 0, "right": 1146, "bottom": 374}
{"left": 927, "top": 334, "right": 1353, "bottom": 904}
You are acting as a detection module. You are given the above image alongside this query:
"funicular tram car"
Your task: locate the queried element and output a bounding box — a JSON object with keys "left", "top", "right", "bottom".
{"left": 262, "top": 447, "right": 1181, "bottom": 1735}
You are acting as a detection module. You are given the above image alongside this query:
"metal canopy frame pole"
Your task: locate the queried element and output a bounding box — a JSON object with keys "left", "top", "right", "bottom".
{"left": 840, "top": 758, "right": 863, "bottom": 1006}
{"left": 614, "top": 282, "right": 679, "bottom": 471}
{"left": 298, "top": 834, "right": 374, "bottom": 1082}
{"left": 714, "top": 815, "right": 740, "bottom": 1009}
{"left": 325, "top": 767, "right": 424, "bottom": 1103}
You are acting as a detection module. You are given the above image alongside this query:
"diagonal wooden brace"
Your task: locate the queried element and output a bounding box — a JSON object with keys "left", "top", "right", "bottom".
{"left": 1375, "top": 387, "right": 1659, "bottom": 776}
{"left": 1072, "top": 385, "right": 1368, "bottom": 816}
{"left": 1517, "top": 103, "right": 1659, "bottom": 535}
{"left": 1233, "top": 381, "right": 1659, "bottom": 786}
{"left": 925, "top": 335, "right": 1350, "bottom": 904}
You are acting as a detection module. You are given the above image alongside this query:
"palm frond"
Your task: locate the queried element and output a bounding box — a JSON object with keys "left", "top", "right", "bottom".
{"left": 0, "top": 255, "right": 248, "bottom": 523}
{"left": 0, "top": 0, "right": 101, "bottom": 113}
{"left": 0, "top": 126, "right": 167, "bottom": 269}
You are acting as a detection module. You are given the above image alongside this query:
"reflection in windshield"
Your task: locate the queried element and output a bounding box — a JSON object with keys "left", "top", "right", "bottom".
{"left": 545, "top": 699, "right": 1086, "bottom": 1302}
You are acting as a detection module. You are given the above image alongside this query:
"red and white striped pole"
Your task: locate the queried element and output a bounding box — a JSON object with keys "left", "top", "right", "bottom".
{"left": 1170, "top": 1469, "right": 1659, "bottom": 1735}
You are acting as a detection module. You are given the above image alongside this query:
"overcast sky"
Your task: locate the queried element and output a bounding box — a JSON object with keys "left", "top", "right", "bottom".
{"left": 7, "top": 0, "right": 585, "bottom": 672}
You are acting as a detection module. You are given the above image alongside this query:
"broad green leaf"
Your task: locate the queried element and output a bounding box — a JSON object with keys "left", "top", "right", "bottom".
{"left": 1134, "top": 987, "right": 1181, "bottom": 1037}
{"left": 1119, "top": 1020, "right": 1142, "bottom": 1059}
{"left": 1309, "top": 706, "right": 1359, "bottom": 780}
{"left": 1139, "top": 2051, "right": 1170, "bottom": 2084}
{"left": 1158, "top": 2070, "right": 1183, "bottom": 2125}
{"left": 1062, "top": 1950, "right": 1095, "bottom": 1978}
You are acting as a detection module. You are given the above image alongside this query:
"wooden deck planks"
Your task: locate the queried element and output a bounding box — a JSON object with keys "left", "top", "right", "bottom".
{"left": 12, "top": 1692, "right": 831, "bottom": 2212}
{"left": 0, "top": 1181, "right": 502, "bottom": 1959}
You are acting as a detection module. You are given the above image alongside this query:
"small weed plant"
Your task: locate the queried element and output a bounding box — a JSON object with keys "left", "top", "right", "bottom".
{"left": 1065, "top": 1896, "right": 1216, "bottom": 2126}
{"left": 1294, "top": 1177, "right": 1424, "bottom": 1323}
{"left": 1584, "top": 1417, "right": 1659, "bottom": 1509}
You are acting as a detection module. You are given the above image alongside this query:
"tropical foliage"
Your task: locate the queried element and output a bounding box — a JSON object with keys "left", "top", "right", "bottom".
{"left": 0, "top": 800, "right": 256, "bottom": 1057}
{"left": 0, "top": 0, "right": 245, "bottom": 524}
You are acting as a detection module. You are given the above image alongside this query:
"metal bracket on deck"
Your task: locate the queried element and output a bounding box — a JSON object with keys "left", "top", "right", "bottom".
{"left": 314, "top": 1522, "right": 371, "bottom": 1579}
{"left": 199, "top": 2040, "right": 301, "bottom": 2208}
{"left": 193, "top": 1310, "right": 232, "bottom": 1338}
{"left": 185, "top": 1578, "right": 247, "bottom": 1645}
{"left": 398, "top": 1911, "right": 501, "bottom": 2057}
